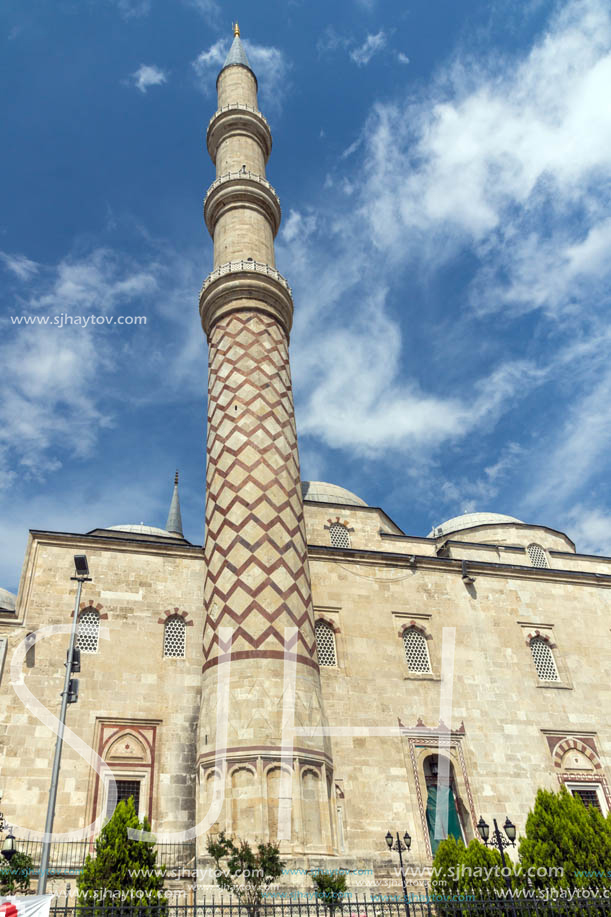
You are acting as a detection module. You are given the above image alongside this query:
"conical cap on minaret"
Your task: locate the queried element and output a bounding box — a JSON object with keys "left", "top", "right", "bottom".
{"left": 219, "top": 23, "right": 254, "bottom": 79}
{"left": 165, "top": 470, "right": 183, "bottom": 536}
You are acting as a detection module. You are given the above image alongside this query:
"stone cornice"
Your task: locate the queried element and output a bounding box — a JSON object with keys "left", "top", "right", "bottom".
{"left": 207, "top": 105, "right": 272, "bottom": 163}
{"left": 199, "top": 262, "right": 294, "bottom": 336}
{"left": 204, "top": 172, "right": 282, "bottom": 238}
{"left": 27, "top": 529, "right": 204, "bottom": 559}
{"left": 306, "top": 543, "right": 611, "bottom": 587}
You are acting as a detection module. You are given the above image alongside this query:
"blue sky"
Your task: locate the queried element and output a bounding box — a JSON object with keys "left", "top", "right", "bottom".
{"left": 2, "top": 0, "right": 611, "bottom": 590}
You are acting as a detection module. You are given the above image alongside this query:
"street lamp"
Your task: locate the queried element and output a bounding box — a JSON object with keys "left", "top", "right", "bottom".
{"left": 477, "top": 816, "right": 517, "bottom": 916}
{"left": 1, "top": 832, "right": 17, "bottom": 863}
{"left": 385, "top": 830, "right": 412, "bottom": 917}
{"left": 37, "top": 555, "right": 91, "bottom": 894}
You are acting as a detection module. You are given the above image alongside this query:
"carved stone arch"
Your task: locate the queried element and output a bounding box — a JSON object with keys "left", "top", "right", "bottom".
{"left": 399, "top": 620, "right": 431, "bottom": 640}
{"left": 157, "top": 607, "right": 195, "bottom": 627}
{"left": 525, "top": 630, "right": 556, "bottom": 649}
{"left": 105, "top": 732, "right": 149, "bottom": 764}
{"left": 314, "top": 615, "right": 340, "bottom": 634}
{"left": 552, "top": 738, "right": 601, "bottom": 771}
{"left": 74, "top": 601, "right": 108, "bottom": 620}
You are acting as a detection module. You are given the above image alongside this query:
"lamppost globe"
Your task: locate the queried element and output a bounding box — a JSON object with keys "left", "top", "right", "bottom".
{"left": 403, "top": 831, "right": 411, "bottom": 850}
{"left": 504, "top": 818, "right": 516, "bottom": 843}
{"left": 1, "top": 832, "right": 17, "bottom": 862}
{"left": 385, "top": 830, "right": 393, "bottom": 849}
{"left": 477, "top": 816, "right": 490, "bottom": 842}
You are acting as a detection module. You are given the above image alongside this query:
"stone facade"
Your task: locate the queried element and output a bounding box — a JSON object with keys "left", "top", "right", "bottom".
{"left": 0, "top": 27, "right": 610, "bottom": 900}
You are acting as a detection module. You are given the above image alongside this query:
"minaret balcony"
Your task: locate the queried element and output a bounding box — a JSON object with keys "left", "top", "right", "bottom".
{"left": 199, "top": 260, "right": 294, "bottom": 337}
{"left": 204, "top": 170, "right": 282, "bottom": 238}
{"left": 206, "top": 103, "right": 273, "bottom": 163}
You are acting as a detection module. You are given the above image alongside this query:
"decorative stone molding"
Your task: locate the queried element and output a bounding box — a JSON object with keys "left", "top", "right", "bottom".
{"left": 157, "top": 607, "right": 195, "bottom": 627}
{"left": 324, "top": 517, "right": 355, "bottom": 532}
{"left": 398, "top": 621, "right": 431, "bottom": 640}
{"left": 314, "top": 615, "right": 341, "bottom": 635}
{"left": 525, "top": 629, "right": 557, "bottom": 649}
{"left": 544, "top": 733, "right": 611, "bottom": 810}
{"left": 199, "top": 262, "right": 294, "bottom": 336}
{"left": 74, "top": 601, "right": 107, "bottom": 620}
{"left": 204, "top": 172, "right": 281, "bottom": 237}
{"left": 207, "top": 105, "right": 272, "bottom": 163}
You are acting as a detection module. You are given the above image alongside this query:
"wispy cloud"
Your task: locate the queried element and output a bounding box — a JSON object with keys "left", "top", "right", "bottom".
{"left": 129, "top": 64, "right": 168, "bottom": 93}
{"left": 111, "top": 0, "right": 151, "bottom": 19}
{"left": 349, "top": 30, "right": 388, "bottom": 66}
{"left": 0, "top": 252, "right": 39, "bottom": 281}
{"left": 397, "top": 52, "right": 410, "bottom": 65}
{"left": 193, "top": 39, "right": 290, "bottom": 116}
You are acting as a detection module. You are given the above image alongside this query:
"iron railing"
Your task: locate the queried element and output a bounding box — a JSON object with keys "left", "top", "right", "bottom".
{"left": 200, "top": 261, "right": 292, "bottom": 297}
{"left": 13, "top": 840, "right": 195, "bottom": 876}
{"left": 45, "top": 896, "right": 611, "bottom": 917}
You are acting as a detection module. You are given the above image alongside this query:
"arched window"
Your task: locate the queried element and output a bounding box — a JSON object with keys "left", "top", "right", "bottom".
{"left": 77, "top": 609, "right": 100, "bottom": 654}
{"left": 527, "top": 543, "right": 549, "bottom": 568}
{"left": 424, "top": 755, "right": 465, "bottom": 854}
{"left": 163, "top": 615, "right": 186, "bottom": 658}
{"left": 403, "top": 627, "right": 431, "bottom": 674}
{"left": 329, "top": 523, "right": 350, "bottom": 548}
{"left": 530, "top": 636, "right": 559, "bottom": 681}
{"left": 315, "top": 620, "right": 337, "bottom": 667}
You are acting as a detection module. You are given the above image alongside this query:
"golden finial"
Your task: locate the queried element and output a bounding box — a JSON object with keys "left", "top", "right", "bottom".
{"left": 233, "top": 22, "right": 240, "bottom": 37}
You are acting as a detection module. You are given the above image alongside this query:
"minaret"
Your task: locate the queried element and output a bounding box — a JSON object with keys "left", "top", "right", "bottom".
{"left": 166, "top": 470, "right": 183, "bottom": 537}
{"left": 197, "top": 25, "right": 335, "bottom": 853}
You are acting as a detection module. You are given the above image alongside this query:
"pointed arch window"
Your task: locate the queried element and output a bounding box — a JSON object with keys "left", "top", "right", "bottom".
{"left": 530, "top": 636, "right": 559, "bottom": 682}
{"left": 403, "top": 627, "right": 432, "bottom": 674}
{"left": 163, "top": 615, "right": 186, "bottom": 658}
{"left": 329, "top": 523, "right": 350, "bottom": 548}
{"left": 315, "top": 620, "right": 337, "bottom": 667}
{"left": 77, "top": 609, "right": 100, "bottom": 654}
{"left": 527, "top": 543, "right": 549, "bottom": 568}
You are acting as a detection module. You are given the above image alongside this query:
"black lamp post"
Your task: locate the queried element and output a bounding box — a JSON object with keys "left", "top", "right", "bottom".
{"left": 0, "top": 795, "right": 17, "bottom": 863}
{"left": 385, "top": 830, "right": 412, "bottom": 917}
{"left": 477, "top": 816, "right": 517, "bottom": 916}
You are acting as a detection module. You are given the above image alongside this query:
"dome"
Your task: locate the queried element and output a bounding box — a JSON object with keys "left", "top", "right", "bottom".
{"left": 428, "top": 512, "right": 524, "bottom": 538}
{"left": 106, "top": 524, "right": 182, "bottom": 539}
{"left": 301, "top": 481, "right": 367, "bottom": 507}
{"left": 0, "top": 587, "right": 17, "bottom": 611}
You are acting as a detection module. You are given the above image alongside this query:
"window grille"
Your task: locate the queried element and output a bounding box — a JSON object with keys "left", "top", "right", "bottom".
{"left": 530, "top": 636, "right": 559, "bottom": 681}
{"left": 527, "top": 543, "right": 549, "bottom": 568}
{"left": 403, "top": 627, "right": 432, "bottom": 673}
{"left": 329, "top": 523, "right": 351, "bottom": 548}
{"left": 107, "top": 779, "right": 141, "bottom": 817}
{"left": 77, "top": 609, "right": 99, "bottom": 654}
{"left": 570, "top": 787, "right": 602, "bottom": 812}
{"left": 164, "top": 616, "right": 186, "bottom": 658}
{"left": 315, "top": 620, "right": 337, "bottom": 667}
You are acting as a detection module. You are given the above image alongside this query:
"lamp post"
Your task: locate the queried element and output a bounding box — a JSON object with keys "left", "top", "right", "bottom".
{"left": 37, "top": 555, "right": 91, "bottom": 894}
{"left": 385, "top": 830, "right": 412, "bottom": 917}
{"left": 477, "top": 816, "right": 517, "bottom": 916}
{"left": 0, "top": 795, "right": 17, "bottom": 864}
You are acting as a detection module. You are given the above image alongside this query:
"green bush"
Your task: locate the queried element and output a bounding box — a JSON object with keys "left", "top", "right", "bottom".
{"left": 77, "top": 797, "right": 166, "bottom": 914}
{"left": 310, "top": 870, "right": 348, "bottom": 915}
{"left": 207, "top": 831, "right": 285, "bottom": 917}
{"left": 0, "top": 851, "right": 34, "bottom": 894}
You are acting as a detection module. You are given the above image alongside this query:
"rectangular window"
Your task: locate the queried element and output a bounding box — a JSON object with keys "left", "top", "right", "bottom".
{"left": 106, "top": 779, "right": 141, "bottom": 817}
{"left": 568, "top": 785, "right": 604, "bottom": 813}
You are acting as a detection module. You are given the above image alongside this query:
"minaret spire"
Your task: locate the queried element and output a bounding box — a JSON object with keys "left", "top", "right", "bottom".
{"left": 165, "top": 470, "right": 183, "bottom": 537}
{"left": 197, "top": 29, "right": 334, "bottom": 855}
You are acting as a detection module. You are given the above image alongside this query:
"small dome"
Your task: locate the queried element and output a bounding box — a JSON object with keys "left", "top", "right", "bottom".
{"left": 106, "top": 524, "right": 182, "bottom": 539}
{"left": 428, "top": 512, "right": 523, "bottom": 538}
{"left": 0, "top": 587, "right": 17, "bottom": 611}
{"left": 301, "top": 481, "right": 367, "bottom": 508}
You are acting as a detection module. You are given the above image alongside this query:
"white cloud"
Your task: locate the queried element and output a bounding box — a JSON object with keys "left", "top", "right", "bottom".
{"left": 111, "top": 0, "right": 151, "bottom": 19}
{"left": 565, "top": 505, "right": 611, "bottom": 555}
{"left": 397, "top": 52, "right": 410, "bottom": 65}
{"left": 182, "top": 0, "right": 219, "bottom": 16}
{"left": 1, "top": 252, "right": 39, "bottom": 281}
{"left": 350, "top": 30, "right": 387, "bottom": 66}
{"left": 193, "top": 39, "right": 290, "bottom": 116}
{"left": 130, "top": 64, "right": 168, "bottom": 94}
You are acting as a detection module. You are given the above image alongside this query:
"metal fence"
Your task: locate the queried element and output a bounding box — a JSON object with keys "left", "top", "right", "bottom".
{"left": 14, "top": 841, "right": 195, "bottom": 875}
{"left": 45, "top": 897, "right": 611, "bottom": 917}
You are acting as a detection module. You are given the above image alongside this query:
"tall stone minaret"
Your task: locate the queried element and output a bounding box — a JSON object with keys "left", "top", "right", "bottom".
{"left": 197, "top": 25, "right": 335, "bottom": 855}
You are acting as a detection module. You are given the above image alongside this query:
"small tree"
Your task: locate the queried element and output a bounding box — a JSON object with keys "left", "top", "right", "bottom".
{"left": 206, "top": 832, "right": 285, "bottom": 917}
{"left": 519, "top": 786, "right": 611, "bottom": 893}
{"left": 0, "top": 851, "right": 34, "bottom": 895}
{"left": 430, "top": 835, "right": 512, "bottom": 903}
{"left": 77, "top": 797, "right": 166, "bottom": 913}
{"left": 310, "top": 869, "right": 348, "bottom": 916}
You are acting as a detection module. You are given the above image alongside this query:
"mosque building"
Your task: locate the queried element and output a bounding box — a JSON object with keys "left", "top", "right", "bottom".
{"left": 1, "top": 26, "right": 610, "bottom": 894}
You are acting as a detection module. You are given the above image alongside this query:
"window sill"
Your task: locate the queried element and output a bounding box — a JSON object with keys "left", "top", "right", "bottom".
{"left": 404, "top": 673, "right": 441, "bottom": 681}
{"left": 536, "top": 682, "right": 572, "bottom": 690}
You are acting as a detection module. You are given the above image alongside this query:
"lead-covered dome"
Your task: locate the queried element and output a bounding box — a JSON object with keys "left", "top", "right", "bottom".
{"left": 428, "top": 512, "right": 523, "bottom": 538}
{"left": 106, "top": 524, "right": 182, "bottom": 538}
{"left": 301, "top": 481, "right": 367, "bottom": 507}
{"left": 0, "top": 587, "right": 17, "bottom": 612}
